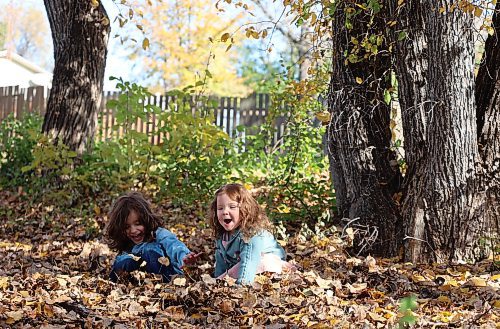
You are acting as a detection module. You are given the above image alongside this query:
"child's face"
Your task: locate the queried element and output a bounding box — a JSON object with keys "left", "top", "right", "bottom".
{"left": 216, "top": 193, "right": 241, "bottom": 234}
{"left": 125, "top": 210, "right": 145, "bottom": 244}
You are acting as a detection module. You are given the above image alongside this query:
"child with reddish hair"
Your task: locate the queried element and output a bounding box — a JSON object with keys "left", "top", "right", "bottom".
{"left": 209, "top": 183, "right": 293, "bottom": 284}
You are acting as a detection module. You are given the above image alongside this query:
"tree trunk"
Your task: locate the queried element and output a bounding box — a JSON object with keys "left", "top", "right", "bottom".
{"left": 394, "top": 0, "right": 487, "bottom": 263}
{"left": 43, "top": 1, "right": 110, "bottom": 154}
{"left": 390, "top": 0, "right": 429, "bottom": 261}
{"left": 326, "top": 1, "right": 403, "bottom": 256}
{"left": 475, "top": 2, "right": 500, "bottom": 249}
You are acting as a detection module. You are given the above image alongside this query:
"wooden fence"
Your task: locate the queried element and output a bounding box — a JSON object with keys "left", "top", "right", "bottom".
{"left": 0, "top": 86, "right": 289, "bottom": 146}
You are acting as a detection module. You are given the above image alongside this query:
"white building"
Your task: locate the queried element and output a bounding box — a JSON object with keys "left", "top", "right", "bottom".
{"left": 0, "top": 50, "right": 52, "bottom": 88}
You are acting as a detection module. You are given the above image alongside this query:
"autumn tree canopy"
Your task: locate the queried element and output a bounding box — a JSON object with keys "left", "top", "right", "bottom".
{"left": 128, "top": 0, "right": 250, "bottom": 96}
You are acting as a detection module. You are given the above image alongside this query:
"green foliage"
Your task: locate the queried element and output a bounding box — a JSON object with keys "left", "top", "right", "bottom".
{"left": 94, "top": 77, "right": 235, "bottom": 204}
{"left": 155, "top": 87, "right": 234, "bottom": 204}
{"left": 0, "top": 113, "right": 42, "bottom": 187}
{"left": 0, "top": 77, "right": 334, "bottom": 230}
{"left": 20, "top": 135, "right": 81, "bottom": 206}
{"left": 399, "top": 294, "right": 418, "bottom": 328}
{"left": 231, "top": 73, "right": 335, "bottom": 224}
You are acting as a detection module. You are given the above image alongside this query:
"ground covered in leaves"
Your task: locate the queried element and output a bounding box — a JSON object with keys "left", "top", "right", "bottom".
{"left": 0, "top": 192, "right": 498, "bottom": 328}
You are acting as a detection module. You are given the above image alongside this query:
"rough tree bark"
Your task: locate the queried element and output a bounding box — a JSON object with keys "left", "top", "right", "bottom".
{"left": 327, "top": 0, "right": 499, "bottom": 262}
{"left": 393, "top": 0, "right": 490, "bottom": 262}
{"left": 475, "top": 1, "right": 500, "bottom": 250}
{"left": 327, "top": 1, "right": 403, "bottom": 256}
{"left": 390, "top": 0, "right": 429, "bottom": 262}
{"left": 43, "top": 1, "right": 110, "bottom": 154}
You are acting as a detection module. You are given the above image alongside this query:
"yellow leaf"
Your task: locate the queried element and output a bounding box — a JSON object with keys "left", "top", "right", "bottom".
{"left": 315, "top": 111, "right": 330, "bottom": 123}
{"left": 437, "top": 295, "right": 452, "bottom": 304}
{"left": 5, "top": 311, "right": 23, "bottom": 324}
{"left": 364, "top": 255, "right": 377, "bottom": 272}
{"left": 493, "top": 300, "right": 500, "bottom": 308}
{"left": 220, "top": 32, "right": 231, "bottom": 42}
{"left": 142, "top": 37, "right": 150, "bottom": 50}
{"left": 356, "top": 77, "right": 363, "bottom": 84}
{"left": 44, "top": 304, "right": 55, "bottom": 317}
{"left": 397, "top": 0, "right": 404, "bottom": 6}
{"left": 412, "top": 274, "right": 426, "bottom": 282}
{"left": 201, "top": 274, "right": 217, "bottom": 285}
{"left": 474, "top": 6, "right": 483, "bottom": 17}
{"left": 173, "top": 277, "right": 186, "bottom": 286}
{"left": 311, "top": 13, "right": 317, "bottom": 25}
{"left": 315, "top": 276, "right": 333, "bottom": 289}
{"left": 128, "top": 253, "right": 141, "bottom": 262}
{"left": 158, "top": 256, "right": 170, "bottom": 266}
{"left": 94, "top": 204, "right": 101, "bottom": 215}
{"left": 0, "top": 276, "right": 8, "bottom": 289}
{"left": 348, "top": 282, "right": 367, "bottom": 294}
{"left": 19, "top": 290, "right": 29, "bottom": 297}
{"left": 225, "top": 43, "right": 232, "bottom": 52}
{"left": 368, "top": 311, "right": 386, "bottom": 322}
{"left": 90, "top": 0, "right": 99, "bottom": 8}
{"left": 491, "top": 274, "right": 500, "bottom": 281}
{"left": 467, "top": 277, "right": 487, "bottom": 287}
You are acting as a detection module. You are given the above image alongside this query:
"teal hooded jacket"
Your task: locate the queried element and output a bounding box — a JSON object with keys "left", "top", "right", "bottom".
{"left": 214, "top": 229, "right": 286, "bottom": 284}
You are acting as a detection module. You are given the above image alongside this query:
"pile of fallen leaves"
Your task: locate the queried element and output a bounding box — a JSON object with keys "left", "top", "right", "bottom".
{"left": 0, "top": 193, "right": 498, "bottom": 328}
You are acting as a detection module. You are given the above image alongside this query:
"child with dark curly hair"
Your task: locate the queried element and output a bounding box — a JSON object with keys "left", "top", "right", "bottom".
{"left": 105, "top": 191, "right": 199, "bottom": 282}
{"left": 209, "top": 183, "right": 294, "bottom": 284}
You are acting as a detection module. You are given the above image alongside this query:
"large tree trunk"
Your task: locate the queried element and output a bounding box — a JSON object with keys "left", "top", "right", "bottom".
{"left": 394, "top": 0, "right": 487, "bottom": 262}
{"left": 326, "top": 1, "right": 403, "bottom": 256}
{"left": 475, "top": 2, "right": 500, "bottom": 249}
{"left": 390, "top": 0, "right": 429, "bottom": 261}
{"left": 43, "top": 1, "right": 110, "bottom": 154}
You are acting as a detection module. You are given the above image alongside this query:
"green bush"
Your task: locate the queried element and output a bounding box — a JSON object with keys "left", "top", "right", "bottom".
{"left": 231, "top": 81, "right": 335, "bottom": 224}
{"left": 0, "top": 113, "right": 42, "bottom": 187}
{"left": 0, "top": 78, "right": 335, "bottom": 230}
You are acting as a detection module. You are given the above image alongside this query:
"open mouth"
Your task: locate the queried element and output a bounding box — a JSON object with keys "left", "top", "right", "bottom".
{"left": 130, "top": 234, "right": 143, "bottom": 241}
{"left": 223, "top": 218, "right": 232, "bottom": 224}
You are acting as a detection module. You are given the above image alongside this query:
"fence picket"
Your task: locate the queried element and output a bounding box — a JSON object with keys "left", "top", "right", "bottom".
{"left": 0, "top": 86, "right": 300, "bottom": 148}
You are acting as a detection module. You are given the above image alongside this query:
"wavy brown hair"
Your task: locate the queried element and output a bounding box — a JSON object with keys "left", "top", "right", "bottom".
{"left": 105, "top": 191, "right": 163, "bottom": 251}
{"left": 209, "top": 183, "right": 272, "bottom": 241}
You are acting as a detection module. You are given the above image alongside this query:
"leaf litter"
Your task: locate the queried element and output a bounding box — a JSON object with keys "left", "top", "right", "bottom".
{"left": 0, "top": 194, "right": 498, "bottom": 328}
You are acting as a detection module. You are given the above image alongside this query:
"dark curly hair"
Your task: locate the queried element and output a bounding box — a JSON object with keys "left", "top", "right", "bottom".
{"left": 209, "top": 183, "right": 272, "bottom": 241}
{"left": 105, "top": 191, "right": 163, "bottom": 251}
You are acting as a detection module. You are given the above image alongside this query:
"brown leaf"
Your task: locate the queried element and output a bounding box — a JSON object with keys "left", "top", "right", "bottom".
{"left": 163, "top": 306, "right": 185, "bottom": 321}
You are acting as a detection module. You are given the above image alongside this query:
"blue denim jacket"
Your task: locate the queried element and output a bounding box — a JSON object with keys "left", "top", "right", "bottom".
{"left": 214, "top": 229, "right": 285, "bottom": 284}
{"left": 111, "top": 227, "right": 190, "bottom": 282}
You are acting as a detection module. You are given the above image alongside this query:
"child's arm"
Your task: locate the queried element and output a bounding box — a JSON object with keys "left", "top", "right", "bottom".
{"left": 155, "top": 228, "right": 191, "bottom": 272}
{"left": 237, "top": 234, "right": 266, "bottom": 284}
{"left": 214, "top": 243, "right": 228, "bottom": 277}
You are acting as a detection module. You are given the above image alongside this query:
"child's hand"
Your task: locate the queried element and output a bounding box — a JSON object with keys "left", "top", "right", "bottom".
{"left": 182, "top": 252, "right": 203, "bottom": 267}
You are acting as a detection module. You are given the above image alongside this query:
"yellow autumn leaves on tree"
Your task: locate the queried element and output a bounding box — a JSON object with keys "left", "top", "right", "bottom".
{"left": 129, "top": 0, "right": 251, "bottom": 96}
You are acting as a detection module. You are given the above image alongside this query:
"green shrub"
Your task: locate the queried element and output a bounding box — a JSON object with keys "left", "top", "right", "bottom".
{"left": 0, "top": 113, "right": 42, "bottom": 187}
{"left": 1, "top": 78, "right": 335, "bottom": 231}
